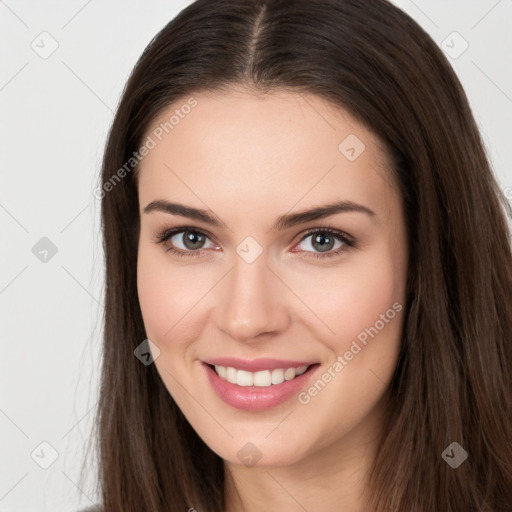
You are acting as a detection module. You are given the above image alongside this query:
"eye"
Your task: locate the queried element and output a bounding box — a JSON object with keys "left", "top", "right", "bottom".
{"left": 153, "top": 227, "right": 218, "bottom": 258}
{"left": 152, "top": 226, "right": 356, "bottom": 260}
{"left": 292, "top": 228, "right": 355, "bottom": 259}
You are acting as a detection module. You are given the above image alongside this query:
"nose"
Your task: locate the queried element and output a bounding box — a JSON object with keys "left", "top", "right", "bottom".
{"left": 215, "top": 252, "right": 290, "bottom": 343}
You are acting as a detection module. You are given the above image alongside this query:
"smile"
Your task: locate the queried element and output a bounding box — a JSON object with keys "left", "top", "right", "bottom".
{"left": 213, "top": 364, "right": 309, "bottom": 387}
{"left": 201, "top": 359, "right": 321, "bottom": 411}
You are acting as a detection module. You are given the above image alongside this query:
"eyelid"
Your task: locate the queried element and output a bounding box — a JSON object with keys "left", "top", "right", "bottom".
{"left": 297, "top": 225, "right": 355, "bottom": 244}
{"left": 152, "top": 225, "right": 215, "bottom": 243}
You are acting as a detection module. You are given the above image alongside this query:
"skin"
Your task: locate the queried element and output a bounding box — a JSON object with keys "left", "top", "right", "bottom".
{"left": 136, "top": 87, "right": 408, "bottom": 512}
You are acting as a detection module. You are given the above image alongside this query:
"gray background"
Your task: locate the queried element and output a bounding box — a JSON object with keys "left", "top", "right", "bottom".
{"left": 1, "top": 1, "right": 511, "bottom": 510}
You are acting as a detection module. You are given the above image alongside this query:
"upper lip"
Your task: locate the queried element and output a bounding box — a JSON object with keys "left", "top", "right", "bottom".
{"left": 203, "top": 357, "right": 316, "bottom": 372}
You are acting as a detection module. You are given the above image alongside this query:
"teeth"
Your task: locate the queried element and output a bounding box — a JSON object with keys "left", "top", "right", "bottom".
{"left": 214, "top": 364, "right": 309, "bottom": 387}
{"left": 237, "top": 370, "right": 253, "bottom": 387}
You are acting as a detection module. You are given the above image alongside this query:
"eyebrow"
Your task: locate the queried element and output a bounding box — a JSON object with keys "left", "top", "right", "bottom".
{"left": 142, "top": 199, "right": 376, "bottom": 231}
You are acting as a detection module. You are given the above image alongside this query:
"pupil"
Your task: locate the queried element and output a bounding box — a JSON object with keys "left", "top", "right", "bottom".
{"left": 184, "top": 231, "right": 204, "bottom": 250}
{"left": 313, "top": 233, "right": 334, "bottom": 252}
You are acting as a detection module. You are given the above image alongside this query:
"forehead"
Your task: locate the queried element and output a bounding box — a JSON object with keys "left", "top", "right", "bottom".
{"left": 137, "top": 89, "right": 397, "bottom": 220}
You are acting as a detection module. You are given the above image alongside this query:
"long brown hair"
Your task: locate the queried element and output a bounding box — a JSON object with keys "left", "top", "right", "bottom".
{"left": 84, "top": 0, "right": 512, "bottom": 510}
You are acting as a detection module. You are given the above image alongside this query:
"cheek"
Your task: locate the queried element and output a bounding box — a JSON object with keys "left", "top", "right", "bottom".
{"left": 137, "top": 252, "right": 172, "bottom": 340}
{"left": 136, "top": 246, "right": 214, "bottom": 354}
{"left": 137, "top": 246, "right": 189, "bottom": 344}
{"left": 292, "top": 254, "right": 404, "bottom": 352}
{"left": 322, "top": 246, "right": 406, "bottom": 388}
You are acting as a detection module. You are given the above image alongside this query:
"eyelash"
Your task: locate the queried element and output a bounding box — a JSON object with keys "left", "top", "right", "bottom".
{"left": 152, "top": 226, "right": 356, "bottom": 260}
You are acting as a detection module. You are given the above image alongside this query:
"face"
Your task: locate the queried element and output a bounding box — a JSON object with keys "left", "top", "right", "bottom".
{"left": 136, "top": 88, "right": 408, "bottom": 468}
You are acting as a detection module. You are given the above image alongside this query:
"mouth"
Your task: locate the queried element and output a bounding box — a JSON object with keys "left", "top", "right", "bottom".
{"left": 201, "top": 360, "right": 321, "bottom": 411}
{"left": 206, "top": 362, "right": 314, "bottom": 387}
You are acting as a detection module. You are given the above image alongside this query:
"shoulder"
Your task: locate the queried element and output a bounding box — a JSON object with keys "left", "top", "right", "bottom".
{"left": 76, "top": 506, "right": 103, "bottom": 512}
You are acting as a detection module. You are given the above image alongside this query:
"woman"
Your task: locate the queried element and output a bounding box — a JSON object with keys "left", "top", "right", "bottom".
{"left": 82, "top": 0, "right": 512, "bottom": 510}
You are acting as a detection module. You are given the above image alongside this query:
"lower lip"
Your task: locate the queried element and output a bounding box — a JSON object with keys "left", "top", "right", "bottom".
{"left": 202, "top": 362, "right": 320, "bottom": 411}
